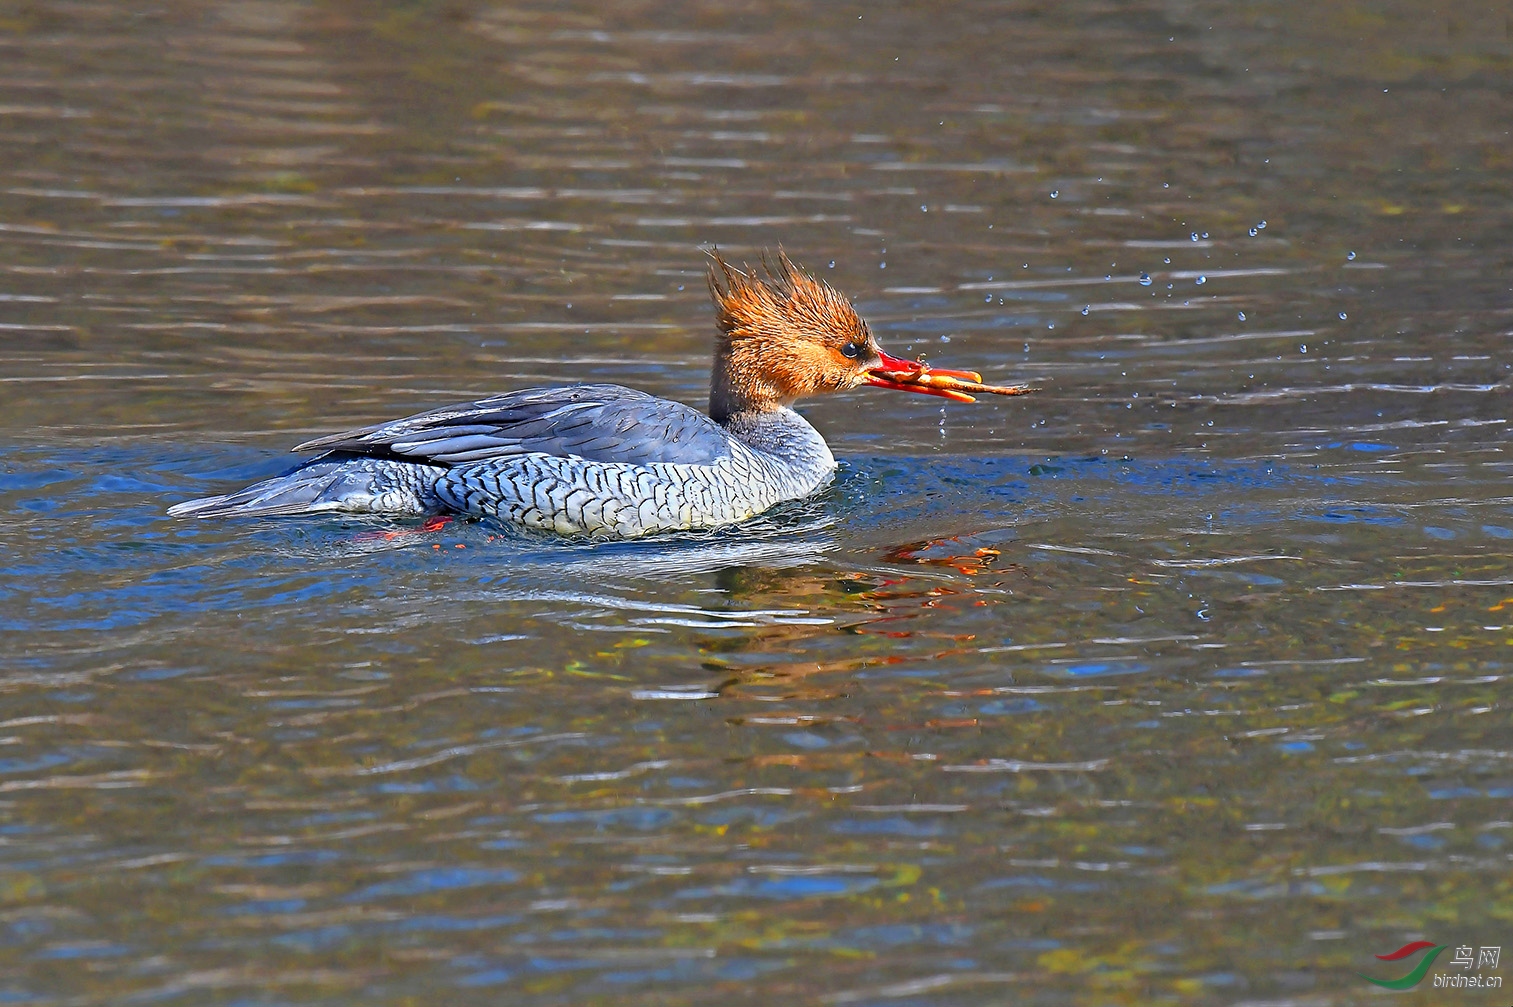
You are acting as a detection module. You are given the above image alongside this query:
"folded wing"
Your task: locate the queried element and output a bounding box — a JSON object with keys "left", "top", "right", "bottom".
{"left": 293, "top": 383, "right": 733, "bottom": 468}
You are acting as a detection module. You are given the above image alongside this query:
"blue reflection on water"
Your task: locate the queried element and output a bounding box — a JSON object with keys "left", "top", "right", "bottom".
{"left": 221, "top": 899, "right": 307, "bottom": 916}
{"left": 342, "top": 867, "right": 519, "bottom": 902}
{"left": 533, "top": 807, "right": 678, "bottom": 830}
{"left": 840, "top": 923, "right": 974, "bottom": 947}
{"left": 831, "top": 817, "right": 947, "bottom": 837}
{"left": 979, "top": 874, "right": 1104, "bottom": 893}
{"left": 0, "top": 440, "right": 1445, "bottom": 656}
{"left": 33, "top": 942, "right": 134, "bottom": 960}
{"left": 979, "top": 698, "right": 1044, "bottom": 715}
{"left": 678, "top": 874, "right": 877, "bottom": 899}
{"left": 1052, "top": 661, "right": 1150, "bottom": 678}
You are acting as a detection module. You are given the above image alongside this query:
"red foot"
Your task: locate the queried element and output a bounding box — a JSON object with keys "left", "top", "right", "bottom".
{"left": 353, "top": 515, "right": 455, "bottom": 542}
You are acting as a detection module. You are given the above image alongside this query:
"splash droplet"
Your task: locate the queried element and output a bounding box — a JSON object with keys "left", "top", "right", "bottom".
{"left": 1238, "top": 311, "right": 1246, "bottom": 321}
{"left": 1081, "top": 305, "right": 1090, "bottom": 316}
{"left": 1346, "top": 251, "right": 1356, "bottom": 261}
{"left": 1338, "top": 312, "right": 1347, "bottom": 320}
{"left": 1138, "top": 273, "right": 1152, "bottom": 286}
{"left": 828, "top": 260, "right": 835, "bottom": 268}
{"left": 1195, "top": 275, "right": 1207, "bottom": 285}
{"left": 1190, "top": 232, "right": 1200, "bottom": 241}
{"left": 1049, "top": 190, "right": 1059, "bottom": 198}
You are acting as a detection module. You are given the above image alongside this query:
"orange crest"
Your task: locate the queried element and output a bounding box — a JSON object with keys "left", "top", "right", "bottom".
{"left": 705, "top": 250, "right": 876, "bottom": 419}
{"left": 707, "top": 250, "right": 868, "bottom": 348}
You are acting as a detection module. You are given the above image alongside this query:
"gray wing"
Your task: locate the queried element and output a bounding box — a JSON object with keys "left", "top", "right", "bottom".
{"left": 292, "top": 384, "right": 734, "bottom": 468}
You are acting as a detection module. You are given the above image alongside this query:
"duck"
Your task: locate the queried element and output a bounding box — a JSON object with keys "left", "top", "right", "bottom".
{"left": 169, "top": 252, "right": 1031, "bottom": 538}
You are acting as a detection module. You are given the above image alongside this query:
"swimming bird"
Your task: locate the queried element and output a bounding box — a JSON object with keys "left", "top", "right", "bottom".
{"left": 169, "top": 252, "right": 1031, "bottom": 538}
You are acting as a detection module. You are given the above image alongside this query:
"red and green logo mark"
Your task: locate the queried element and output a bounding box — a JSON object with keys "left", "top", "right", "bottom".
{"left": 1359, "top": 941, "right": 1447, "bottom": 989}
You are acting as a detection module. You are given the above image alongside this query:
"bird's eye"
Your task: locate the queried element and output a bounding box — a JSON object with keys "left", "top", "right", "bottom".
{"left": 841, "top": 341, "right": 861, "bottom": 359}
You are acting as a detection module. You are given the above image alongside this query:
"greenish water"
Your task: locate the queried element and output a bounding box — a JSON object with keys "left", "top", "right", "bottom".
{"left": 1, "top": 2, "right": 1510, "bottom": 1004}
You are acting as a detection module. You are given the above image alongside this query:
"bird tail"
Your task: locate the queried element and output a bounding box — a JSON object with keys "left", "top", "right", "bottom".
{"left": 167, "top": 457, "right": 438, "bottom": 518}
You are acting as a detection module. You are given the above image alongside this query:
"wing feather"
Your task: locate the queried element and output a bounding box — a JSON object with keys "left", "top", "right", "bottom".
{"left": 292, "top": 384, "right": 732, "bottom": 468}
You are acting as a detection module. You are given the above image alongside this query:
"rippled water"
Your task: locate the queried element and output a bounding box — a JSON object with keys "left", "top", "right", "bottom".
{"left": 2, "top": 2, "right": 1510, "bottom": 1004}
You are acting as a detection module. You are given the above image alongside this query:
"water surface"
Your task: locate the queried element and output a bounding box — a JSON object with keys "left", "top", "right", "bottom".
{"left": 2, "top": 2, "right": 1510, "bottom": 1004}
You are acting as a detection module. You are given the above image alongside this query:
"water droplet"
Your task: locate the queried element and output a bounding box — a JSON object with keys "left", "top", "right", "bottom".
{"left": 1104, "top": 274, "right": 1111, "bottom": 280}
{"left": 1195, "top": 275, "right": 1207, "bottom": 285}
{"left": 1248, "top": 227, "right": 1258, "bottom": 237}
{"left": 1201, "top": 231, "right": 1209, "bottom": 239}
{"left": 1163, "top": 182, "right": 1170, "bottom": 188}
{"left": 1338, "top": 312, "right": 1347, "bottom": 320}
{"left": 1346, "top": 250, "right": 1356, "bottom": 260}
{"left": 940, "top": 335, "right": 951, "bottom": 342}
{"left": 1047, "top": 322, "right": 1055, "bottom": 329}
{"left": 920, "top": 204, "right": 928, "bottom": 212}
{"left": 1237, "top": 311, "right": 1246, "bottom": 321}
{"left": 1163, "top": 257, "right": 1171, "bottom": 264}
{"left": 1049, "top": 190, "right": 1059, "bottom": 198}
{"left": 1190, "top": 232, "right": 1199, "bottom": 241}
{"left": 1300, "top": 344, "right": 1308, "bottom": 353}
{"left": 879, "top": 261, "right": 886, "bottom": 269}
{"left": 1081, "top": 305, "right": 1090, "bottom": 316}
{"left": 985, "top": 294, "right": 993, "bottom": 303}
{"left": 1257, "top": 220, "right": 1266, "bottom": 229}
{"left": 677, "top": 285, "right": 684, "bottom": 291}
{"left": 1138, "top": 273, "right": 1152, "bottom": 286}
{"left": 1167, "top": 283, "right": 1173, "bottom": 290}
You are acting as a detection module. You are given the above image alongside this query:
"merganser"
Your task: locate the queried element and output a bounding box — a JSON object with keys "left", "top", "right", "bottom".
{"left": 169, "top": 252, "right": 1031, "bottom": 538}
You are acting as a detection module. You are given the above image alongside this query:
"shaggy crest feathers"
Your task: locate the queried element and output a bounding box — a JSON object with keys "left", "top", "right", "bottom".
{"left": 707, "top": 250, "right": 867, "bottom": 345}
{"left": 705, "top": 250, "right": 876, "bottom": 421}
